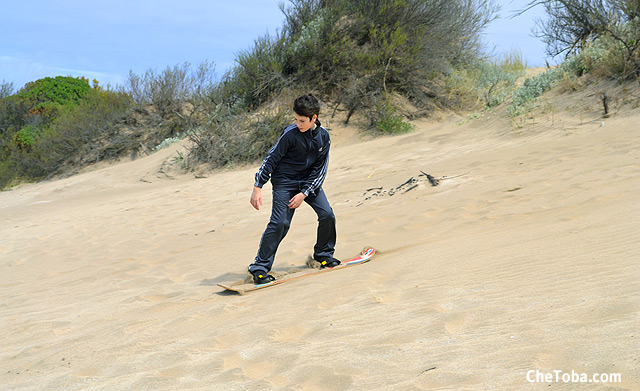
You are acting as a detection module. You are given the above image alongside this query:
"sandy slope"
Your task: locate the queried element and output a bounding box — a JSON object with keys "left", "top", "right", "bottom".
{"left": 1, "top": 85, "right": 639, "bottom": 390}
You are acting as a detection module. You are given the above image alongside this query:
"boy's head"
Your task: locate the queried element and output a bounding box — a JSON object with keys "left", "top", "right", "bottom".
{"left": 293, "top": 94, "right": 320, "bottom": 122}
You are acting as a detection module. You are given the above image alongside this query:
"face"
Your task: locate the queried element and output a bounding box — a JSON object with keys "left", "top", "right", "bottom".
{"left": 294, "top": 113, "right": 317, "bottom": 132}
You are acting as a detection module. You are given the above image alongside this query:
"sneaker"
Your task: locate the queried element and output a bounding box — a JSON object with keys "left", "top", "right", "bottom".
{"left": 251, "top": 271, "right": 275, "bottom": 285}
{"left": 318, "top": 257, "right": 341, "bottom": 269}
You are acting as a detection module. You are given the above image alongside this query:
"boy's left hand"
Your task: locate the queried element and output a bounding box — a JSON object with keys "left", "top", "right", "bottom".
{"left": 288, "top": 192, "right": 307, "bottom": 209}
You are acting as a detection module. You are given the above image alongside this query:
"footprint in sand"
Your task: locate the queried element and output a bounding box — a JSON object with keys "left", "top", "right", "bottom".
{"left": 429, "top": 303, "right": 470, "bottom": 335}
{"left": 242, "top": 360, "right": 278, "bottom": 380}
{"left": 223, "top": 303, "right": 250, "bottom": 314}
{"left": 74, "top": 367, "right": 103, "bottom": 377}
{"left": 270, "top": 325, "right": 309, "bottom": 342}
{"left": 141, "top": 291, "right": 184, "bottom": 302}
{"left": 443, "top": 313, "right": 469, "bottom": 335}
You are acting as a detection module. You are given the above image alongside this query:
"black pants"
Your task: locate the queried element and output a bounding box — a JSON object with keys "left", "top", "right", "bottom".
{"left": 249, "top": 184, "right": 336, "bottom": 274}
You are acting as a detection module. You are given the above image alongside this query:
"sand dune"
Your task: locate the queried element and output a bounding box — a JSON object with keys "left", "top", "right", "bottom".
{"left": 1, "top": 84, "right": 639, "bottom": 390}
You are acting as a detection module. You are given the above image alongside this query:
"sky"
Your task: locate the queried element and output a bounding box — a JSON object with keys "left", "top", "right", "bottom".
{"left": 1, "top": 0, "right": 551, "bottom": 90}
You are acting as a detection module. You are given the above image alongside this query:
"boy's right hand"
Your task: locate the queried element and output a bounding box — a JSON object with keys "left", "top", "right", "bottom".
{"left": 250, "top": 186, "right": 263, "bottom": 210}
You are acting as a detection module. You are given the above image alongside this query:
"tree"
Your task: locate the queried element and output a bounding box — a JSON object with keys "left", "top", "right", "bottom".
{"left": 229, "top": 0, "right": 499, "bottom": 113}
{"left": 527, "top": 1, "right": 638, "bottom": 57}
{"left": 523, "top": 0, "right": 640, "bottom": 78}
{"left": 0, "top": 81, "right": 14, "bottom": 99}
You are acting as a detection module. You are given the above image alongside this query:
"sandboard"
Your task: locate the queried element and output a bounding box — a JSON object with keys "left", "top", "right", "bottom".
{"left": 218, "top": 247, "right": 376, "bottom": 294}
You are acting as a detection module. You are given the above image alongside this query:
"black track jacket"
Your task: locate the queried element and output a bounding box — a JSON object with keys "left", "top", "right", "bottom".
{"left": 254, "top": 120, "right": 330, "bottom": 197}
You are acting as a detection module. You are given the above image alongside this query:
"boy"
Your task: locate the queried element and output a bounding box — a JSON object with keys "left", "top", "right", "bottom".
{"left": 248, "top": 94, "right": 340, "bottom": 284}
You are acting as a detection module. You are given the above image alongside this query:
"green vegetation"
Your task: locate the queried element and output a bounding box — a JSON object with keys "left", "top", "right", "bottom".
{"left": 526, "top": 0, "right": 639, "bottom": 79}
{"left": 446, "top": 52, "right": 527, "bottom": 111}
{"left": 531, "top": 0, "right": 639, "bottom": 78}
{"left": 125, "top": 61, "right": 216, "bottom": 116}
{"left": 0, "top": 78, "right": 134, "bottom": 186}
{"left": 18, "top": 76, "right": 91, "bottom": 113}
{"left": 0, "top": 63, "right": 222, "bottom": 188}
{"left": 2, "top": 0, "right": 638, "bottom": 189}
{"left": 371, "top": 96, "right": 415, "bottom": 134}
{"left": 508, "top": 68, "right": 563, "bottom": 117}
{"left": 188, "top": 105, "right": 291, "bottom": 168}
{"left": 0, "top": 1, "right": 503, "bottom": 188}
{"left": 223, "top": 0, "right": 498, "bottom": 114}
{"left": 185, "top": 0, "right": 499, "bottom": 167}
{"left": 503, "top": 0, "right": 639, "bottom": 119}
{"left": 1, "top": 81, "right": 15, "bottom": 99}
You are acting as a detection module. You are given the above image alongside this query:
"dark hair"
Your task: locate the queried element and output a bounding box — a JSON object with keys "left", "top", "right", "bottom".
{"left": 293, "top": 94, "right": 320, "bottom": 120}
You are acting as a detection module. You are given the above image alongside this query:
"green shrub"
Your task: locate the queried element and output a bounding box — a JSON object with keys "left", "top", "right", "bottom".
{"left": 0, "top": 159, "right": 18, "bottom": 188}
{"left": 507, "top": 15, "right": 639, "bottom": 119}
{"left": 534, "top": 0, "right": 639, "bottom": 79}
{"left": 13, "top": 125, "right": 38, "bottom": 151}
{"left": 570, "top": 20, "right": 640, "bottom": 79}
{"left": 371, "top": 98, "right": 414, "bottom": 134}
{"left": 445, "top": 52, "right": 526, "bottom": 110}
{"left": 1, "top": 81, "right": 14, "bottom": 99}
{"left": 17, "top": 76, "right": 91, "bottom": 112}
{"left": 508, "top": 68, "right": 563, "bottom": 117}
{"left": 227, "top": 35, "right": 288, "bottom": 110}
{"left": 0, "top": 85, "right": 134, "bottom": 187}
{"left": 124, "top": 61, "right": 219, "bottom": 151}
{"left": 477, "top": 60, "right": 526, "bottom": 108}
{"left": 125, "top": 61, "right": 217, "bottom": 116}
{"left": 0, "top": 95, "right": 30, "bottom": 140}
{"left": 32, "top": 89, "right": 134, "bottom": 172}
{"left": 561, "top": 53, "right": 589, "bottom": 77}
{"left": 186, "top": 0, "right": 499, "bottom": 170}
{"left": 187, "top": 106, "right": 290, "bottom": 168}
{"left": 225, "top": 0, "right": 498, "bottom": 114}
